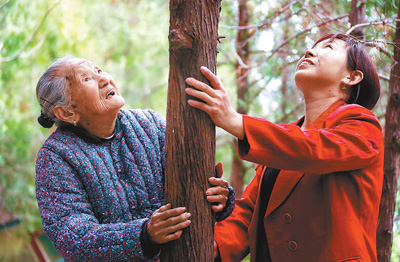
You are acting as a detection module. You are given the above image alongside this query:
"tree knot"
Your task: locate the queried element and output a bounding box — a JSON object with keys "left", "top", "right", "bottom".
{"left": 390, "top": 91, "right": 399, "bottom": 103}
{"left": 169, "top": 28, "right": 193, "bottom": 51}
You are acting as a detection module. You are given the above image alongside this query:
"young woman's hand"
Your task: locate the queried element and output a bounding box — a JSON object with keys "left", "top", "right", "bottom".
{"left": 185, "top": 66, "right": 244, "bottom": 140}
{"left": 207, "top": 162, "right": 229, "bottom": 212}
{"left": 147, "top": 204, "right": 191, "bottom": 244}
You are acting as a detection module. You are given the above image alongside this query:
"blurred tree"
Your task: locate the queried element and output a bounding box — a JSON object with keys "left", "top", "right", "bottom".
{"left": 0, "top": 0, "right": 57, "bottom": 236}
{"left": 377, "top": 4, "right": 400, "bottom": 261}
{"left": 349, "top": 0, "right": 366, "bottom": 39}
{"left": 230, "top": 0, "right": 252, "bottom": 198}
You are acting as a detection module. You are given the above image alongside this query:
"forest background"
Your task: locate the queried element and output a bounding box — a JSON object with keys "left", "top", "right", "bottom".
{"left": 0, "top": 0, "right": 399, "bottom": 261}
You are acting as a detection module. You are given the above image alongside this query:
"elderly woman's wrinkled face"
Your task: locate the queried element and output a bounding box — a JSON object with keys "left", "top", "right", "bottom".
{"left": 67, "top": 60, "right": 125, "bottom": 119}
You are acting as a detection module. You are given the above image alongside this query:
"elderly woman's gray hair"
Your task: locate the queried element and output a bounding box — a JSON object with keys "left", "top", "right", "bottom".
{"left": 36, "top": 56, "right": 77, "bottom": 128}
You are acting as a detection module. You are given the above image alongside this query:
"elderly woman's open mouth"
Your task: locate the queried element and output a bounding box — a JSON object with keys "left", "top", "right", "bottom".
{"left": 106, "top": 89, "right": 116, "bottom": 99}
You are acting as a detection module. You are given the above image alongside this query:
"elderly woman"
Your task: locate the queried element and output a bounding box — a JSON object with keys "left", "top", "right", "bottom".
{"left": 185, "top": 33, "right": 383, "bottom": 261}
{"left": 35, "top": 56, "right": 235, "bottom": 262}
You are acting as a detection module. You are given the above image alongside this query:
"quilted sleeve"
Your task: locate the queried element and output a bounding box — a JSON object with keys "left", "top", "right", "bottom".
{"left": 36, "top": 148, "right": 158, "bottom": 262}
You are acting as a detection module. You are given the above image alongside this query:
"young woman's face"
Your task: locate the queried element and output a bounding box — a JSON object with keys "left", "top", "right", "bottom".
{"left": 294, "top": 38, "right": 350, "bottom": 92}
{"left": 68, "top": 60, "right": 125, "bottom": 119}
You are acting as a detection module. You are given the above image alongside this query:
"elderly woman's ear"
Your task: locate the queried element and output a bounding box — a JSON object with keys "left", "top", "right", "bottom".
{"left": 53, "top": 104, "right": 80, "bottom": 126}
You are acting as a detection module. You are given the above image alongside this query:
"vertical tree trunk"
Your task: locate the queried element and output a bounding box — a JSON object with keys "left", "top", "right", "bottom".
{"left": 230, "top": 0, "right": 251, "bottom": 199}
{"left": 376, "top": 6, "right": 400, "bottom": 262}
{"left": 349, "top": 0, "right": 366, "bottom": 39}
{"left": 160, "top": 1, "right": 222, "bottom": 261}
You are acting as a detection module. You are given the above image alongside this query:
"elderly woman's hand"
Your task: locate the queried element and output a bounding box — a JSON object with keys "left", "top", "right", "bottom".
{"left": 207, "top": 162, "right": 230, "bottom": 212}
{"left": 147, "top": 204, "right": 191, "bottom": 244}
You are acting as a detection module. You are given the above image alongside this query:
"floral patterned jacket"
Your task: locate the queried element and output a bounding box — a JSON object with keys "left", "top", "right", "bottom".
{"left": 36, "top": 109, "right": 234, "bottom": 262}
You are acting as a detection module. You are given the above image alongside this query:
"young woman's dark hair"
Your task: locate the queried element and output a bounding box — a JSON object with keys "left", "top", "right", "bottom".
{"left": 313, "top": 33, "right": 380, "bottom": 110}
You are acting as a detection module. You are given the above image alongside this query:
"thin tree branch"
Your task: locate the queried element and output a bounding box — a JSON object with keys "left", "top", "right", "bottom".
{"left": 0, "top": 0, "right": 11, "bottom": 9}
{"left": 231, "top": 36, "right": 250, "bottom": 69}
{"left": 19, "top": 37, "right": 45, "bottom": 58}
{"left": 364, "top": 41, "right": 393, "bottom": 60}
{"left": 255, "top": 14, "right": 349, "bottom": 67}
{"left": 0, "top": 2, "right": 58, "bottom": 63}
{"left": 216, "top": 46, "right": 236, "bottom": 66}
{"left": 379, "top": 74, "right": 391, "bottom": 82}
{"left": 220, "top": 0, "right": 300, "bottom": 31}
{"left": 346, "top": 18, "right": 400, "bottom": 35}
{"left": 0, "top": 1, "right": 12, "bottom": 52}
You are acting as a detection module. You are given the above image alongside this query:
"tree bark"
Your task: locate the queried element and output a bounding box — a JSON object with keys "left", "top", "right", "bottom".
{"left": 376, "top": 6, "right": 400, "bottom": 262}
{"left": 160, "top": 1, "right": 222, "bottom": 261}
{"left": 349, "top": 0, "right": 366, "bottom": 39}
{"left": 230, "top": 0, "right": 251, "bottom": 199}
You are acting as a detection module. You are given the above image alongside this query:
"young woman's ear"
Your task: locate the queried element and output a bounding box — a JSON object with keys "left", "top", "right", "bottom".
{"left": 53, "top": 105, "right": 80, "bottom": 126}
{"left": 343, "top": 70, "right": 363, "bottom": 86}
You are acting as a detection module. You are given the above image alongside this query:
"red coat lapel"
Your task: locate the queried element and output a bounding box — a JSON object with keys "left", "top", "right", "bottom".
{"left": 265, "top": 170, "right": 304, "bottom": 217}
{"left": 264, "top": 100, "right": 344, "bottom": 217}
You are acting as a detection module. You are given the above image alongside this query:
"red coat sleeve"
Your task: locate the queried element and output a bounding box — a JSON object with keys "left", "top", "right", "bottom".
{"left": 214, "top": 165, "right": 263, "bottom": 262}
{"left": 239, "top": 105, "right": 382, "bottom": 174}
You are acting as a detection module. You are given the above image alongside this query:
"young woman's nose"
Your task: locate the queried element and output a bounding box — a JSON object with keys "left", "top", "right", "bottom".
{"left": 305, "top": 49, "right": 317, "bottom": 58}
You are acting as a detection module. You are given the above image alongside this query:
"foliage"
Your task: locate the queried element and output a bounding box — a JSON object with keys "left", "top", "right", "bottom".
{"left": 0, "top": 0, "right": 399, "bottom": 260}
{"left": 0, "top": 0, "right": 169, "bottom": 244}
{"left": 0, "top": 0, "right": 52, "bottom": 235}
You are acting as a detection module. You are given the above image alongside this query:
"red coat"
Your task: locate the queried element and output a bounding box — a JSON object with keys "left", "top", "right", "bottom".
{"left": 215, "top": 101, "right": 384, "bottom": 262}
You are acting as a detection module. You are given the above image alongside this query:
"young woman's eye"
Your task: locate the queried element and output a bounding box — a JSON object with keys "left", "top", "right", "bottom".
{"left": 326, "top": 44, "right": 333, "bottom": 49}
{"left": 97, "top": 69, "right": 102, "bottom": 73}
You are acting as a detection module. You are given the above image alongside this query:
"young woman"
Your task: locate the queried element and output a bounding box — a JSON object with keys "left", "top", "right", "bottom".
{"left": 185, "top": 33, "right": 383, "bottom": 262}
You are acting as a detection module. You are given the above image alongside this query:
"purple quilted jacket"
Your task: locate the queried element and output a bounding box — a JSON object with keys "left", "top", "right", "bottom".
{"left": 36, "top": 109, "right": 234, "bottom": 261}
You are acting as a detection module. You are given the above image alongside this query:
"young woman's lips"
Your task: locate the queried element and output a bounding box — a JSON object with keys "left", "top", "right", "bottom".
{"left": 298, "top": 59, "right": 314, "bottom": 69}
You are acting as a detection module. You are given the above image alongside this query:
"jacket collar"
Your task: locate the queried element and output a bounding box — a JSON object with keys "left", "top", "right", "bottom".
{"left": 61, "top": 116, "right": 121, "bottom": 145}
{"left": 294, "top": 100, "right": 345, "bottom": 129}
{"left": 264, "top": 100, "right": 346, "bottom": 217}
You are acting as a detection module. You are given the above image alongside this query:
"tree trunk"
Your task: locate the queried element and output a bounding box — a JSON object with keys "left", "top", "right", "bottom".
{"left": 376, "top": 6, "right": 400, "bottom": 262}
{"left": 160, "top": 1, "right": 222, "bottom": 261}
{"left": 349, "top": 0, "right": 366, "bottom": 39}
{"left": 230, "top": 0, "right": 251, "bottom": 199}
